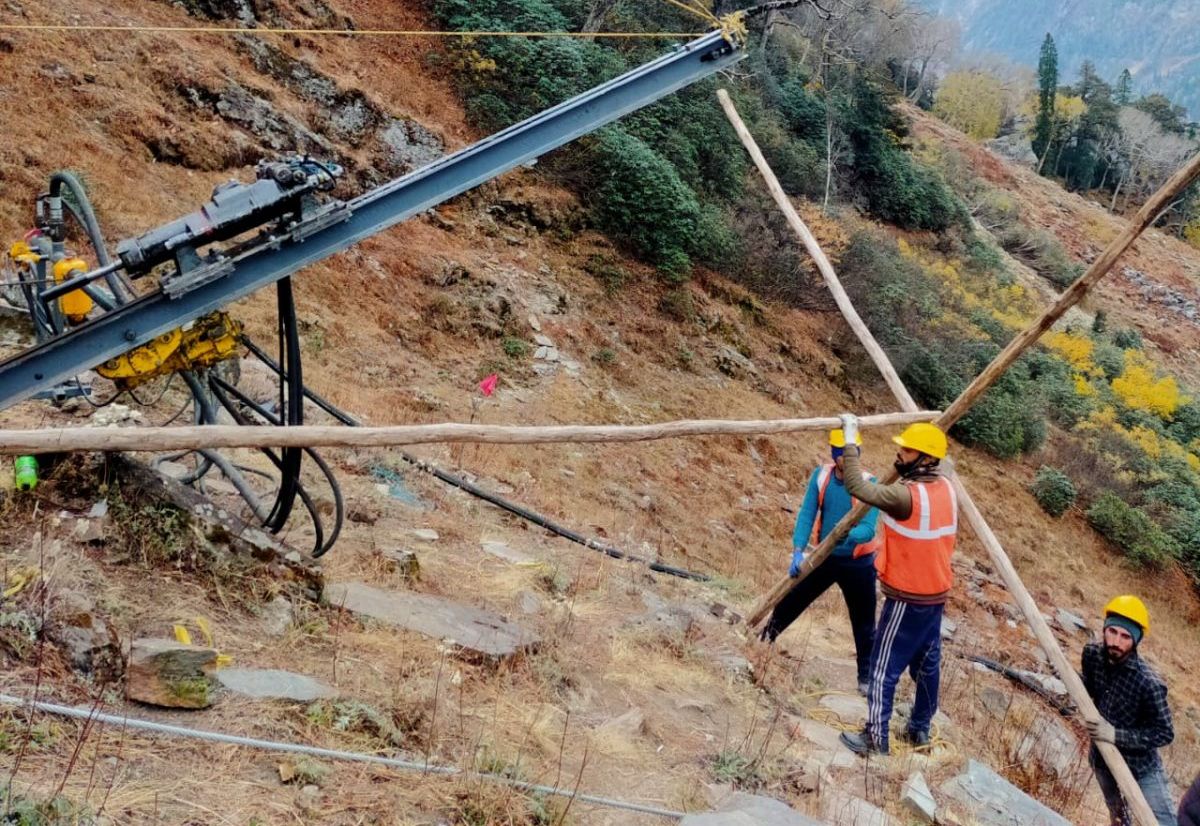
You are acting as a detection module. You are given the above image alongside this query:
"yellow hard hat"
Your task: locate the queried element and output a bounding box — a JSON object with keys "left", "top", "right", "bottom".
{"left": 892, "top": 422, "right": 948, "bottom": 459}
{"left": 1104, "top": 595, "right": 1150, "bottom": 634}
{"left": 829, "top": 428, "right": 862, "bottom": 448}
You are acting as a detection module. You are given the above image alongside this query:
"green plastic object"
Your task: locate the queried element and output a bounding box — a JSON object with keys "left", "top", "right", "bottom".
{"left": 14, "top": 455, "right": 37, "bottom": 491}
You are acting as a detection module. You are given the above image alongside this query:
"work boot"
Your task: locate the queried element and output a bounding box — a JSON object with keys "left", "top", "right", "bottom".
{"left": 897, "top": 727, "right": 930, "bottom": 748}
{"left": 839, "top": 729, "right": 886, "bottom": 756}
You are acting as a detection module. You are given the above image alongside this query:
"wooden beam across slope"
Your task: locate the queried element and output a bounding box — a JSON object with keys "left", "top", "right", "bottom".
{"left": 717, "top": 88, "right": 1200, "bottom": 826}
{"left": 0, "top": 411, "right": 938, "bottom": 454}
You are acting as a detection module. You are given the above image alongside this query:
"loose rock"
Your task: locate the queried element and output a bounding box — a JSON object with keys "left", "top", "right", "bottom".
{"left": 901, "top": 771, "right": 937, "bottom": 823}
{"left": 126, "top": 639, "right": 218, "bottom": 709}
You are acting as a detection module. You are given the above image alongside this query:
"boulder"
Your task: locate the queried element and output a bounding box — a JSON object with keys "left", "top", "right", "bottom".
{"left": 126, "top": 639, "right": 218, "bottom": 709}
{"left": 47, "top": 594, "right": 122, "bottom": 682}
{"left": 940, "top": 759, "right": 1073, "bottom": 826}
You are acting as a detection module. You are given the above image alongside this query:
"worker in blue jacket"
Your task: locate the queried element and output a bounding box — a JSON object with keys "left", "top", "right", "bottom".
{"left": 760, "top": 429, "right": 881, "bottom": 695}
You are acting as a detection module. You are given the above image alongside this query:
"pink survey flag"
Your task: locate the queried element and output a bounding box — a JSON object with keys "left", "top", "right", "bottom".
{"left": 478, "top": 373, "right": 499, "bottom": 397}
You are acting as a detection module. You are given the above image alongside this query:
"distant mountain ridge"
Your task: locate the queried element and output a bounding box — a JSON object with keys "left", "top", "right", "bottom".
{"left": 915, "top": 0, "right": 1200, "bottom": 118}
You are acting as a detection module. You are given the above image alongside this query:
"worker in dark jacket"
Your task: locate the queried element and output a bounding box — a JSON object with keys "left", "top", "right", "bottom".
{"left": 760, "top": 428, "right": 881, "bottom": 696}
{"left": 1083, "top": 595, "right": 1176, "bottom": 826}
{"left": 1179, "top": 774, "right": 1200, "bottom": 826}
{"left": 834, "top": 415, "right": 957, "bottom": 757}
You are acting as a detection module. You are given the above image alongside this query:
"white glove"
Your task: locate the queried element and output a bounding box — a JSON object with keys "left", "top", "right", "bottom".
{"left": 839, "top": 413, "right": 860, "bottom": 448}
{"left": 1086, "top": 718, "right": 1116, "bottom": 744}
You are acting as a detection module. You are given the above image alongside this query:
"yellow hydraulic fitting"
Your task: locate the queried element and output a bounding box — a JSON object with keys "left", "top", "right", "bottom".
{"left": 52, "top": 257, "right": 93, "bottom": 323}
{"left": 9, "top": 240, "right": 38, "bottom": 264}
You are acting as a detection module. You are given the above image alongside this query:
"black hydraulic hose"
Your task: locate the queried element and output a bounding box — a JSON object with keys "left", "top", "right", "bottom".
{"left": 266, "top": 278, "right": 303, "bottom": 531}
{"left": 49, "top": 170, "right": 134, "bottom": 302}
{"left": 209, "top": 375, "right": 334, "bottom": 557}
{"left": 240, "top": 336, "right": 708, "bottom": 581}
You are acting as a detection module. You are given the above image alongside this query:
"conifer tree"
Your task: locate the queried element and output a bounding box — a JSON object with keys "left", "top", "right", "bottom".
{"left": 1115, "top": 68, "right": 1133, "bottom": 106}
{"left": 1033, "top": 33, "right": 1058, "bottom": 166}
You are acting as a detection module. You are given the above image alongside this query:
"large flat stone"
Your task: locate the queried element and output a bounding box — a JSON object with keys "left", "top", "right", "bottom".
{"left": 818, "top": 693, "right": 867, "bottom": 725}
{"left": 940, "top": 759, "right": 1073, "bottom": 826}
{"left": 682, "top": 791, "right": 827, "bottom": 825}
{"left": 788, "top": 718, "right": 857, "bottom": 769}
{"left": 824, "top": 791, "right": 897, "bottom": 826}
{"left": 217, "top": 668, "right": 335, "bottom": 701}
{"left": 480, "top": 540, "right": 534, "bottom": 564}
{"left": 324, "top": 582, "right": 538, "bottom": 659}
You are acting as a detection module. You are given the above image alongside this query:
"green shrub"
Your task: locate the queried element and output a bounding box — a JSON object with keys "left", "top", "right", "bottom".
{"left": 502, "top": 337, "right": 529, "bottom": 359}
{"left": 1092, "top": 340, "right": 1125, "bottom": 380}
{"left": 586, "top": 127, "right": 701, "bottom": 270}
{"left": 965, "top": 236, "right": 1006, "bottom": 275}
{"left": 1166, "top": 400, "right": 1200, "bottom": 445}
{"left": 434, "top": 0, "right": 623, "bottom": 129}
{"left": 777, "top": 76, "right": 826, "bottom": 141}
{"left": 843, "top": 77, "right": 966, "bottom": 232}
{"left": 1113, "top": 327, "right": 1143, "bottom": 350}
{"left": 692, "top": 202, "right": 745, "bottom": 271}
{"left": 584, "top": 255, "right": 628, "bottom": 296}
{"left": 1086, "top": 492, "right": 1179, "bottom": 567}
{"left": 953, "top": 383, "right": 1045, "bottom": 458}
{"left": 1031, "top": 466, "right": 1077, "bottom": 517}
{"left": 658, "top": 287, "right": 695, "bottom": 322}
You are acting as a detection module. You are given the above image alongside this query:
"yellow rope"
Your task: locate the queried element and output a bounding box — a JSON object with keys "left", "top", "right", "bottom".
{"left": 800, "top": 690, "right": 958, "bottom": 759}
{"left": 659, "top": 0, "right": 720, "bottom": 24}
{"left": 0, "top": 23, "right": 701, "bottom": 38}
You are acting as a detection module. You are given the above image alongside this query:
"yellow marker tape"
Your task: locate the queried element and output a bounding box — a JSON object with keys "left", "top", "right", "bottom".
{"left": 173, "top": 624, "right": 192, "bottom": 645}
{"left": 2, "top": 567, "right": 38, "bottom": 599}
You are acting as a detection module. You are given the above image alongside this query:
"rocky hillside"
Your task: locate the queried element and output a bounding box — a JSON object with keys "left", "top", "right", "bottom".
{"left": 0, "top": 1, "right": 1198, "bottom": 824}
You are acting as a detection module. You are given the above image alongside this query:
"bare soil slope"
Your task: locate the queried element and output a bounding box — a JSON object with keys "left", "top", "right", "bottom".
{"left": 0, "top": 2, "right": 1197, "bottom": 824}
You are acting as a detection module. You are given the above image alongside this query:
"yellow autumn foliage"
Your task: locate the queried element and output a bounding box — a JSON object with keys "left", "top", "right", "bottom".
{"left": 1112, "top": 350, "right": 1187, "bottom": 419}
{"left": 934, "top": 72, "right": 1006, "bottom": 140}
{"left": 1046, "top": 331, "right": 1101, "bottom": 377}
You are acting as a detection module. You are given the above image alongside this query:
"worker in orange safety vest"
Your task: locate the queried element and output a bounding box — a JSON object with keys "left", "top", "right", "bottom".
{"left": 834, "top": 414, "right": 957, "bottom": 756}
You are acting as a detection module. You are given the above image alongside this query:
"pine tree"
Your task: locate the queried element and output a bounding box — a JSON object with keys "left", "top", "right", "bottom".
{"left": 1033, "top": 33, "right": 1058, "bottom": 167}
{"left": 1115, "top": 68, "right": 1133, "bottom": 106}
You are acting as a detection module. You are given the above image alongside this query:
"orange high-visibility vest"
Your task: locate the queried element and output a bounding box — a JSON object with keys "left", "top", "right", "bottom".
{"left": 812, "top": 463, "right": 882, "bottom": 559}
{"left": 877, "top": 476, "right": 957, "bottom": 595}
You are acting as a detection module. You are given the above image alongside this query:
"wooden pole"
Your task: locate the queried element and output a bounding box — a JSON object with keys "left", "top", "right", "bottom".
{"left": 0, "top": 411, "right": 937, "bottom": 455}
{"left": 717, "top": 88, "right": 1189, "bottom": 826}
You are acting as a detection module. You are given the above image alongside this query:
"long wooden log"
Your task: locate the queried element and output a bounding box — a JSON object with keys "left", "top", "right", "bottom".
{"left": 717, "top": 88, "right": 1191, "bottom": 825}
{"left": 0, "top": 411, "right": 937, "bottom": 455}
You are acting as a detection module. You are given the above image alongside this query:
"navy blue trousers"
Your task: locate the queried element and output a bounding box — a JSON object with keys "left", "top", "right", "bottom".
{"left": 865, "top": 597, "right": 943, "bottom": 750}
{"left": 761, "top": 553, "right": 877, "bottom": 685}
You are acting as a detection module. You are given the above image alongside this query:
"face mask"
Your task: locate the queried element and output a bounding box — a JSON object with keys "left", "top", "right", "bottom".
{"left": 831, "top": 446, "right": 845, "bottom": 462}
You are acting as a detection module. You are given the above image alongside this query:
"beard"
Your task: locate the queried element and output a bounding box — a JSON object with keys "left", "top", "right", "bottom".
{"left": 1105, "top": 644, "right": 1131, "bottom": 663}
{"left": 894, "top": 457, "right": 922, "bottom": 477}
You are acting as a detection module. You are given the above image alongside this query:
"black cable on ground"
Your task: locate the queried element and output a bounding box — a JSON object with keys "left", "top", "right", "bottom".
{"left": 241, "top": 336, "right": 709, "bottom": 581}
{"left": 961, "top": 653, "right": 1075, "bottom": 716}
